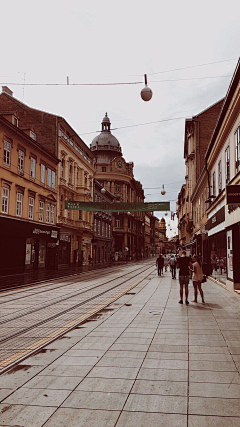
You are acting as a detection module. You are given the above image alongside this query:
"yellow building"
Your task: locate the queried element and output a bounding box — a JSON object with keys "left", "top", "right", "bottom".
{"left": 0, "top": 87, "right": 95, "bottom": 268}
{"left": 0, "top": 87, "right": 59, "bottom": 275}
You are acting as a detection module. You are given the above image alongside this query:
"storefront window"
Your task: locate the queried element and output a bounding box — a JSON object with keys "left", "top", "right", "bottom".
{"left": 209, "top": 231, "right": 227, "bottom": 284}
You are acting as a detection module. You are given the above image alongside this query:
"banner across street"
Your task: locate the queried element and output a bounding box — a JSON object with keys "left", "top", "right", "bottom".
{"left": 65, "top": 201, "right": 170, "bottom": 212}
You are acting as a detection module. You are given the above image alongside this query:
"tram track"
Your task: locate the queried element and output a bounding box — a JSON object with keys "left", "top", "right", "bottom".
{"left": 0, "top": 261, "right": 155, "bottom": 372}
{"left": 0, "top": 264, "right": 153, "bottom": 335}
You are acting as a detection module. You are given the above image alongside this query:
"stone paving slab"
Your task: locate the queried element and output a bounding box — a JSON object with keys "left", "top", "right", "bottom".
{"left": 1, "top": 269, "right": 240, "bottom": 426}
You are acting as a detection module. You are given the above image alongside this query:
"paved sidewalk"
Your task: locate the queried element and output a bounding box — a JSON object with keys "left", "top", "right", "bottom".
{"left": 1, "top": 270, "right": 240, "bottom": 426}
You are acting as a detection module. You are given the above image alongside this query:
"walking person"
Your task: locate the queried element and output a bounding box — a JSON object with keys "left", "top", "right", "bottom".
{"left": 164, "top": 255, "right": 169, "bottom": 272}
{"left": 169, "top": 254, "right": 177, "bottom": 279}
{"left": 156, "top": 254, "right": 164, "bottom": 276}
{"left": 176, "top": 250, "right": 191, "bottom": 304}
{"left": 191, "top": 254, "right": 205, "bottom": 303}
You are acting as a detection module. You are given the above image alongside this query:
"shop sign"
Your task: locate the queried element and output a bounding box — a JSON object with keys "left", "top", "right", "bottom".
{"left": 51, "top": 230, "right": 58, "bottom": 239}
{"left": 226, "top": 185, "right": 240, "bottom": 205}
{"left": 60, "top": 232, "right": 70, "bottom": 242}
{"left": 206, "top": 206, "right": 225, "bottom": 231}
{"left": 32, "top": 228, "right": 50, "bottom": 235}
{"left": 65, "top": 201, "right": 170, "bottom": 212}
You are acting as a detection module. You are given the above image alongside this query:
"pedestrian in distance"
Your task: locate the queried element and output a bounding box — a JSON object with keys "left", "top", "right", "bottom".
{"left": 163, "top": 255, "right": 169, "bottom": 272}
{"left": 176, "top": 250, "right": 191, "bottom": 305}
{"left": 169, "top": 254, "right": 177, "bottom": 279}
{"left": 156, "top": 254, "right": 164, "bottom": 276}
{"left": 190, "top": 254, "right": 205, "bottom": 303}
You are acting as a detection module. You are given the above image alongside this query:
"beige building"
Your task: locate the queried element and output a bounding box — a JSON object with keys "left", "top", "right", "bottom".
{"left": 0, "top": 87, "right": 95, "bottom": 268}
{"left": 90, "top": 114, "right": 145, "bottom": 260}
{"left": 0, "top": 87, "right": 59, "bottom": 275}
{"left": 205, "top": 58, "right": 240, "bottom": 292}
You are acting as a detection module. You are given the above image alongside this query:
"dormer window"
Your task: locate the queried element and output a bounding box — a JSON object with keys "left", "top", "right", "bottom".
{"left": 12, "top": 116, "right": 18, "bottom": 127}
{"left": 30, "top": 131, "right": 36, "bottom": 140}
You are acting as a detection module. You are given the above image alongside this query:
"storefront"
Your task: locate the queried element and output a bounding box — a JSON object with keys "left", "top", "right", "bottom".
{"left": 205, "top": 206, "right": 226, "bottom": 285}
{"left": 58, "top": 232, "right": 71, "bottom": 266}
{"left": 225, "top": 204, "right": 240, "bottom": 290}
{"left": 0, "top": 216, "right": 60, "bottom": 275}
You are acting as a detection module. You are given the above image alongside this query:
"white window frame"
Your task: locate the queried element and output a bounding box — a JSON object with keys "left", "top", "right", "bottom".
{"left": 50, "top": 205, "right": 55, "bottom": 224}
{"left": 41, "top": 164, "right": 45, "bottom": 184}
{"left": 225, "top": 146, "right": 230, "bottom": 184}
{"left": 30, "top": 157, "right": 36, "bottom": 179}
{"left": 4, "top": 141, "right": 11, "bottom": 166}
{"left": 18, "top": 150, "right": 24, "bottom": 173}
{"left": 46, "top": 204, "right": 50, "bottom": 223}
{"left": 16, "top": 192, "right": 23, "bottom": 217}
{"left": 2, "top": 187, "right": 9, "bottom": 213}
{"left": 116, "top": 219, "right": 120, "bottom": 228}
{"left": 47, "top": 168, "right": 51, "bottom": 187}
{"left": 212, "top": 171, "right": 216, "bottom": 197}
{"left": 39, "top": 200, "right": 44, "bottom": 222}
{"left": 30, "top": 130, "right": 36, "bottom": 140}
{"left": 12, "top": 116, "right": 18, "bottom": 127}
{"left": 52, "top": 171, "right": 56, "bottom": 189}
{"left": 28, "top": 197, "right": 34, "bottom": 220}
{"left": 218, "top": 160, "right": 222, "bottom": 193}
{"left": 235, "top": 126, "right": 240, "bottom": 173}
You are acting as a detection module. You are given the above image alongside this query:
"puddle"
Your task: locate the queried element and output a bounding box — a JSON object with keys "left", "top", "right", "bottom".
{"left": 125, "top": 304, "right": 132, "bottom": 306}
{"left": 6, "top": 365, "right": 32, "bottom": 374}
{"left": 126, "top": 293, "right": 136, "bottom": 295}
{"left": 149, "top": 311, "right": 161, "bottom": 315}
{"left": 81, "top": 308, "right": 115, "bottom": 324}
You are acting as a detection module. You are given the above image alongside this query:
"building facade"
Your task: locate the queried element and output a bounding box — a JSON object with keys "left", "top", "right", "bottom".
{"left": 92, "top": 180, "right": 114, "bottom": 264}
{"left": 0, "top": 87, "right": 60, "bottom": 275}
{"left": 90, "top": 113, "right": 145, "bottom": 260}
{"left": 0, "top": 87, "right": 95, "bottom": 268}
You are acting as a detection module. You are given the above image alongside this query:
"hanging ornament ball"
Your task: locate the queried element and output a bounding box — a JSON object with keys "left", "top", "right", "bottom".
{"left": 165, "top": 212, "right": 168, "bottom": 216}
{"left": 141, "top": 86, "right": 153, "bottom": 102}
{"left": 161, "top": 190, "right": 166, "bottom": 195}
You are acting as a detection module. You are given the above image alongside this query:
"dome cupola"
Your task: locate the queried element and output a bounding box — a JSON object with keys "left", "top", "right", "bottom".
{"left": 90, "top": 113, "right": 122, "bottom": 156}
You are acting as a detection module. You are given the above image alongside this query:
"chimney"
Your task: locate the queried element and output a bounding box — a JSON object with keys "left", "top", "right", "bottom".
{"left": 2, "top": 86, "right": 13, "bottom": 96}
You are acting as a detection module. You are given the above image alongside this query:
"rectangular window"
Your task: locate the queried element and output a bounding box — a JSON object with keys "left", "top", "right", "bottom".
{"left": 116, "top": 219, "right": 120, "bottom": 228}
{"left": 12, "top": 116, "right": 18, "bottom": 127}
{"left": 4, "top": 141, "right": 11, "bottom": 166}
{"left": 2, "top": 187, "right": 9, "bottom": 213}
{"left": 212, "top": 171, "right": 216, "bottom": 197}
{"left": 79, "top": 210, "right": 82, "bottom": 220}
{"left": 30, "top": 157, "right": 36, "bottom": 179}
{"left": 52, "top": 171, "right": 56, "bottom": 189}
{"left": 102, "top": 167, "right": 106, "bottom": 172}
{"left": 235, "top": 126, "right": 240, "bottom": 172}
{"left": 225, "top": 146, "right": 230, "bottom": 184}
{"left": 116, "top": 183, "right": 121, "bottom": 192}
{"left": 218, "top": 160, "right": 222, "bottom": 193}
{"left": 94, "top": 218, "right": 97, "bottom": 232}
{"left": 46, "top": 204, "right": 50, "bottom": 223}
{"left": 50, "top": 205, "right": 55, "bottom": 224}
{"left": 16, "top": 192, "right": 23, "bottom": 217}
{"left": 18, "top": 150, "right": 24, "bottom": 173}
{"left": 41, "top": 164, "right": 45, "bottom": 184}
{"left": 30, "top": 131, "right": 36, "bottom": 140}
{"left": 28, "top": 197, "right": 34, "bottom": 220}
{"left": 47, "top": 168, "right": 51, "bottom": 187}
{"left": 97, "top": 220, "right": 100, "bottom": 235}
{"left": 39, "top": 201, "right": 44, "bottom": 222}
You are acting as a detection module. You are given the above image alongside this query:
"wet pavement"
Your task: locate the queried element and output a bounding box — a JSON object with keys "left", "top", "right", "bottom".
{"left": 1, "top": 270, "right": 240, "bottom": 426}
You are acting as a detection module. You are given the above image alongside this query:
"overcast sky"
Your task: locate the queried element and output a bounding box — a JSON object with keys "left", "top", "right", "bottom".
{"left": 1, "top": 0, "right": 239, "bottom": 237}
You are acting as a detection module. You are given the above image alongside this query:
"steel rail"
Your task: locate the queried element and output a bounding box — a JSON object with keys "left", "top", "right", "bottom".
{"left": 0, "top": 264, "right": 154, "bottom": 344}
{"left": 0, "top": 264, "right": 150, "bottom": 324}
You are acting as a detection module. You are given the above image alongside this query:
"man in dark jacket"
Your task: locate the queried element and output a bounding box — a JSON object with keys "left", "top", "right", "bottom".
{"left": 156, "top": 254, "right": 164, "bottom": 276}
{"left": 176, "top": 250, "right": 191, "bottom": 304}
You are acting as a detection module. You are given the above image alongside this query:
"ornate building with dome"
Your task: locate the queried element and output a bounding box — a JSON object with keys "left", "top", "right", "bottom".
{"left": 90, "top": 113, "right": 145, "bottom": 260}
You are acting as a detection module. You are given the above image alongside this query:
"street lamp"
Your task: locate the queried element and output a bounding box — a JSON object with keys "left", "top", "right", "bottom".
{"left": 101, "top": 187, "right": 106, "bottom": 194}
{"left": 141, "top": 74, "right": 153, "bottom": 102}
{"left": 161, "top": 185, "right": 166, "bottom": 195}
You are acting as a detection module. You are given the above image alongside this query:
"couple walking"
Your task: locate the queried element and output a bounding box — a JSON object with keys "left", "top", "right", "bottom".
{"left": 177, "top": 250, "right": 205, "bottom": 305}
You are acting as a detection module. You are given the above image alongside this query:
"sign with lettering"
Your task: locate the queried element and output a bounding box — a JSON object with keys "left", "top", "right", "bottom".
{"left": 65, "top": 201, "right": 170, "bottom": 212}
{"left": 226, "top": 185, "right": 240, "bottom": 205}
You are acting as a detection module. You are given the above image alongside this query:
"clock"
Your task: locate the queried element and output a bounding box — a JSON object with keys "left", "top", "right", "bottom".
{"left": 117, "top": 160, "right": 122, "bottom": 167}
